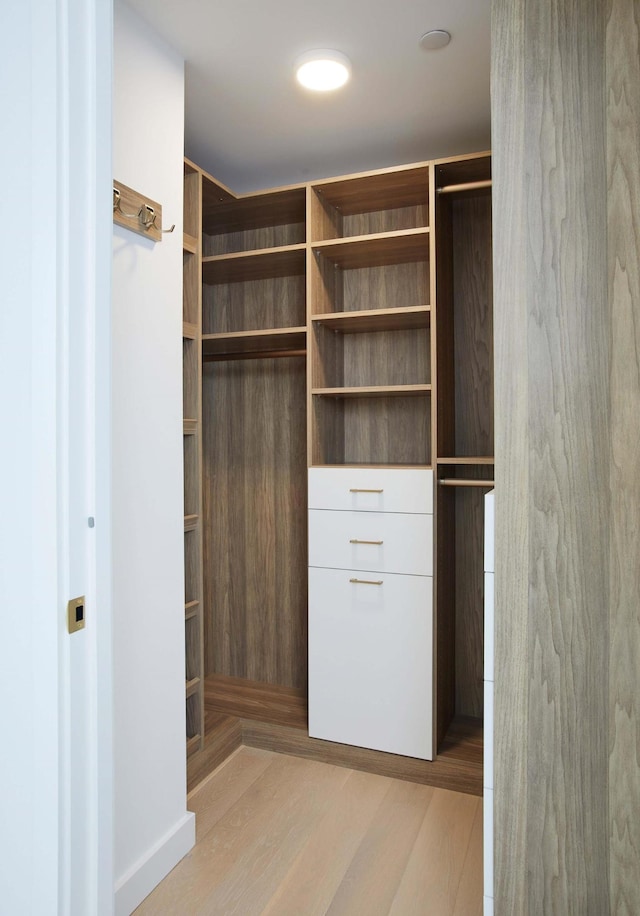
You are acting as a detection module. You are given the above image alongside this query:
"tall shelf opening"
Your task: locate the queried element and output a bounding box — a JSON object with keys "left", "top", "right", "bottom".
{"left": 433, "top": 153, "right": 493, "bottom": 747}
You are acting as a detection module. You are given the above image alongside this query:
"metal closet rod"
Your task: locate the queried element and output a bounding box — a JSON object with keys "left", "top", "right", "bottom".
{"left": 439, "top": 477, "right": 495, "bottom": 488}
{"left": 437, "top": 179, "right": 492, "bottom": 195}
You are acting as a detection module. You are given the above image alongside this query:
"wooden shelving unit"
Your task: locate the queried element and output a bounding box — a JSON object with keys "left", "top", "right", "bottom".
{"left": 182, "top": 160, "right": 205, "bottom": 755}
{"left": 433, "top": 152, "right": 494, "bottom": 744}
{"left": 182, "top": 151, "right": 493, "bottom": 789}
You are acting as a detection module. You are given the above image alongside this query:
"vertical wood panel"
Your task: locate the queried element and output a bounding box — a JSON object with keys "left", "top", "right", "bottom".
{"left": 493, "top": 0, "right": 611, "bottom": 911}
{"left": 202, "top": 357, "right": 308, "bottom": 688}
{"left": 454, "top": 489, "right": 484, "bottom": 718}
{"left": 607, "top": 1, "right": 640, "bottom": 911}
{"left": 452, "top": 195, "right": 493, "bottom": 458}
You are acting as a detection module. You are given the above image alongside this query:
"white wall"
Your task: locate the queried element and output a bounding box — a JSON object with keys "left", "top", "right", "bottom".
{"left": 112, "top": 4, "right": 194, "bottom": 913}
{"left": 0, "top": 1, "right": 61, "bottom": 911}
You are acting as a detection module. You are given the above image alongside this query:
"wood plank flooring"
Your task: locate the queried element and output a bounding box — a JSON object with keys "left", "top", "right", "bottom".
{"left": 192, "top": 674, "right": 483, "bottom": 797}
{"left": 137, "top": 747, "right": 482, "bottom": 915}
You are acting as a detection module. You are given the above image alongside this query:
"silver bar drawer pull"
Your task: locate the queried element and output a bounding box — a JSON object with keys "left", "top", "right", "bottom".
{"left": 349, "top": 578, "right": 383, "bottom": 586}
{"left": 349, "top": 488, "right": 383, "bottom": 493}
{"left": 349, "top": 539, "right": 383, "bottom": 545}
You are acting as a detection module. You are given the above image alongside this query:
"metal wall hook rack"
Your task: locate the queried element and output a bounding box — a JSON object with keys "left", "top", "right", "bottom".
{"left": 113, "top": 180, "right": 175, "bottom": 241}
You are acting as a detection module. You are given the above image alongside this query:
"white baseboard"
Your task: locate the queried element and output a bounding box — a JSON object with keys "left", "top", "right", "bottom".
{"left": 114, "top": 811, "right": 195, "bottom": 915}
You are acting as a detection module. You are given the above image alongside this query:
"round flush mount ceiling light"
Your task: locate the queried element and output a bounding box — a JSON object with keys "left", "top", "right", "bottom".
{"left": 419, "top": 29, "right": 452, "bottom": 51}
{"left": 295, "top": 50, "right": 351, "bottom": 91}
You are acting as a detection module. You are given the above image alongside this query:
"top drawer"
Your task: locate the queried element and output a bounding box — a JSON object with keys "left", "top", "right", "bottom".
{"left": 308, "top": 467, "right": 433, "bottom": 514}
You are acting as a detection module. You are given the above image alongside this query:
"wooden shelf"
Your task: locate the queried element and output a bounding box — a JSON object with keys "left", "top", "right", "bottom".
{"left": 184, "top": 514, "right": 199, "bottom": 531}
{"left": 183, "top": 321, "right": 198, "bottom": 340}
{"left": 183, "top": 232, "right": 198, "bottom": 254}
{"left": 312, "top": 305, "right": 430, "bottom": 333}
{"left": 185, "top": 600, "right": 199, "bottom": 620}
{"left": 202, "top": 244, "right": 306, "bottom": 284}
{"left": 186, "top": 734, "right": 201, "bottom": 757}
{"left": 202, "top": 185, "right": 306, "bottom": 235}
{"left": 186, "top": 677, "right": 201, "bottom": 699}
{"left": 437, "top": 456, "right": 495, "bottom": 465}
{"left": 183, "top": 418, "right": 198, "bottom": 435}
{"left": 312, "top": 228, "right": 429, "bottom": 269}
{"left": 312, "top": 165, "right": 430, "bottom": 215}
{"left": 202, "top": 326, "right": 306, "bottom": 360}
{"left": 312, "top": 384, "right": 431, "bottom": 399}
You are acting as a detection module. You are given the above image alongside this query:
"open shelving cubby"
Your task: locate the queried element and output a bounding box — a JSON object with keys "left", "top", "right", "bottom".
{"left": 433, "top": 152, "right": 493, "bottom": 746}
{"left": 308, "top": 164, "right": 432, "bottom": 470}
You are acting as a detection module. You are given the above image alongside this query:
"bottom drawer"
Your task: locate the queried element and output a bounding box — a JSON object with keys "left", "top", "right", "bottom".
{"left": 308, "top": 567, "right": 433, "bottom": 760}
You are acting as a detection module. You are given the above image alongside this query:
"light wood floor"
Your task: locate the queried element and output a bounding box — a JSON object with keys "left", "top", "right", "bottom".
{"left": 136, "top": 747, "right": 483, "bottom": 915}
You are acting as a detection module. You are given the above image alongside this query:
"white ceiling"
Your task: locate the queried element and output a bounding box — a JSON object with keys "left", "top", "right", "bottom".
{"left": 125, "top": 0, "right": 491, "bottom": 194}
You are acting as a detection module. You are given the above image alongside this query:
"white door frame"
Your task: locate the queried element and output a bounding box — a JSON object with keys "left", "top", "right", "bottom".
{"left": 0, "top": 0, "right": 114, "bottom": 912}
{"left": 57, "top": 0, "right": 114, "bottom": 910}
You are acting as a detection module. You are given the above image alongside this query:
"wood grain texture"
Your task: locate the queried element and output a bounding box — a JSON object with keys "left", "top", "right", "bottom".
{"left": 187, "top": 713, "right": 242, "bottom": 793}
{"left": 389, "top": 789, "right": 480, "bottom": 915}
{"left": 313, "top": 229, "right": 429, "bottom": 270}
{"left": 204, "top": 673, "right": 307, "bottom": 729}
{"left": 454, "top": 488, "right": 485, "bottom": 719}
{"left": 491, "top": 2, "right": 529, "bottom": 909}
{"left": 140, "top": 748, "right": 482, "bottom": 916}
{"left": 433, "top": 154, "right": 492, "bottom": 740}
{"left": 201, "top": 186, "right": 306, "bottom": 238}
{"left": 242, "top": 718, "right": 482, "bottom": 796}
{"left": 182, "top": 338, "right": 198, "bottom": 420}
{"left": 199, "top": 680, "right": 481, "bottom": 795}
{"left": 183, "top": 251, "right": 199, "bottom": 325}
{"left": 607, "top": 0, "right": 640, "bottom": 910}
{"left": 202, "top": 356, "right": 308, "bottom": 688}
{"left": 202, "top": 244, "right": 305, "bottom": 284}
{"left": 493, "top": 0, "right": 610, "bottom": 911}
{"left": 311, "top": 165, "right": 430, "bottom": 221}
{"left": 202, "top": 274, "right": 305, "bottom": 334}
{"left": 340, "top": 395, "right": 430, "bottom": 466}
{"left": 452, "top": 193, "right": 493, "bottom": 458}
{"left": 312, "top": 306, "right": 431, "bottom": 333}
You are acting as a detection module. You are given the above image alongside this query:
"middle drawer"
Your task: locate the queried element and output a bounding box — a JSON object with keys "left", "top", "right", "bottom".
{"left": 309, "top": 509, "right": 432, "bottom": 576}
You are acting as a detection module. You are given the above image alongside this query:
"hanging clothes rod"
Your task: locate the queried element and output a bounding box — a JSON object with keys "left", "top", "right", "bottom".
{"left": 203, "top": 348, "right": 306, "bottom": 363}
{"left": 438, "top": 179, "right": 492, "bottom": 195}
{"left": 439, "top": 478, "right": 495, "bottom": 488}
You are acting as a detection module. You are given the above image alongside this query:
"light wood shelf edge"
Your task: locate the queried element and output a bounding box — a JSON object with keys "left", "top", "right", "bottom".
{"left": 312, "top": 384, "right": 432, "bottom": 398}
{"left": 186, "top": 734, "right": 201, "bottom": 757}
{"left": 183, "top": 232, "right": 198, "bottom": 253}
{"left": 185, "top": 600, "right": 199, "bottom": 620}
{"left": 311, "top": 306, "right": 430, "bottom": 333}
{"left": 311, "top": 226, "right": 430, "bottom": 249}
{"left": 202, "top": 242, "right": 306, "bottom": 265}
{"left": 437, "top": 456, "right": 495, "bottom": 465}
{"left": 186, "top": 677, "right": 201, "bottom": 698}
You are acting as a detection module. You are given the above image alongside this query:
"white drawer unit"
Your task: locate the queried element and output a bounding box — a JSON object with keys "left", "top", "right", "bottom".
{"left": 308, "top": 567, "right": 433, "bottom": 760}
{"left": 308, "top": 467, "right": 433, "bottom": 514}
{"left": 309, "top": 509, "right": 432, "bottom": 577}
{"left": 308, "top": 466, "right": 434, "bottom": 761}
